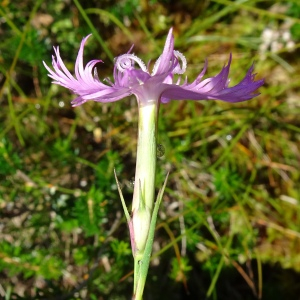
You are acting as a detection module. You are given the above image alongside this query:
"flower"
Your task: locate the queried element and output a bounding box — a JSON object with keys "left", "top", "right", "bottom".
{"left": 44, "top": 28, "right": 264, "bottom": 107}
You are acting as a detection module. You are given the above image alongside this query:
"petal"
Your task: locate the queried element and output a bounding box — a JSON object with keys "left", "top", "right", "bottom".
{"left": 160, "top": 55, "right": 264, "bottom": 103}
{"left": 80, "top": 86, "right": 130, "bottom": 100}
{"left": 190, "top": 55, "right": 231, "bottom": 93}
{"left": 44, "top": 34, "right": 126, "bottom": 105}
{"left": 75, "top": 35, "right": 91, "bottom": 80}
{"left": 71, "top": 89, "right": 132, "bottom": 106}
{"left": 152, "top": 28, "right": 175, "bottom": 75}
{"left": 161, "top": 62, "right": 264, "bottom": 103}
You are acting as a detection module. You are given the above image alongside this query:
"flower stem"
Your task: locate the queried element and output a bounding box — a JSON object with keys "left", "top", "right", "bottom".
{"left": 131, "top": 102, "right": 159, "bottom": 299}
{"left": 132, "top": 103, "right": 158, "bottom": 212}
{"left": 133, "top": 173, "right": 169, "bottom": 300}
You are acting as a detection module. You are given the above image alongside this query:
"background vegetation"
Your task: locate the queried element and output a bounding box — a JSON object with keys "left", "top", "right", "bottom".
{"left": 1, "top": 0, "right": 300, "bottom": 299}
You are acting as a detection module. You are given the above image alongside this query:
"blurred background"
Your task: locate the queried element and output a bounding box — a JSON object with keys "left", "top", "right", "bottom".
{"left": 1, "top": 0, "right": 300, "bottom": 299}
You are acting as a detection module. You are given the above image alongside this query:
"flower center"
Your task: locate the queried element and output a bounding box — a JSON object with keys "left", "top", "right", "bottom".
{"left": 115, "top": 54, "right": 148, "bottom": 73}
{"left": 172, "top": 50, "right": 187, "bottom": 74}
{"left": 151, "top": 50, "right": 187, "bottom": 75}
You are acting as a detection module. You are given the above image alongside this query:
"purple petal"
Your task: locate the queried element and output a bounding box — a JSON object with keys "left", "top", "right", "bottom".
{"left": 71, "top": 89, "right": 132, "bottom": 106}
{"left": 153, "top": 28, "right": 175, "bottom": 75}
{"left": 190, "top": 55, "right": 231, "bottom": 93}
{"left": 45, "top": 28, "right": 264, "bottom": 107}
{"left": 161, "top": 60, "right": 264, "bottom": 103}
{"left": 44, "top": 34, "right": 127, "bottom": 104}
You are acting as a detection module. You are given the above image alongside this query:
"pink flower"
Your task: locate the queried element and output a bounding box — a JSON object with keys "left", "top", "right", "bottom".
{"left": 44, "top": 28, "right": 264, "bottom": 107}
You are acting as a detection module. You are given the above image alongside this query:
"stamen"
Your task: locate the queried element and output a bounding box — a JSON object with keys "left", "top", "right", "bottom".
{"left": 115, "top": 54, "right": 148, "bottom": 73}
{"left": 151, "top": 56, "right": 161, "bottom": 75}
{"left": 173, "top": 50, "right": 187, "bottom": 74}
{"left": 151, "top": 50, "right": 187, "bottom": 75}
{"left": 103, "top": 77, "right": 113, "bottom": 86}
{"left": 136, "top": 78, "right": 144, "bottom": 85}
{"left": 93, "top": 68, "right": 99, "bottom": 80}
{"left": 127, "top": 44, "right": 134, "bottom": 53}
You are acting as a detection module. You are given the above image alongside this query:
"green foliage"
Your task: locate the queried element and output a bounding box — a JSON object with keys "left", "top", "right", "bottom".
{"left": 107, "top": 0, "right": 140, "bottom": 19}
{"left": 110, "top": 239, "right": 131, "bottom": 262}
{"left": 73, "top": 186, "right": 106, "bottom": 237}
{"left": 169, "top": 257, "right": 192, "bottom": 282}
{"left": 0, "top": 242, "right": 62, "bottom": 280}
{"left": 213, "top": 167, "right": 243, "bottom": 202}
{"left": 1, "top": 0, "right": 300, "bottom": 299}
{"left": 0, "top": 138, "right": 22, "bottom": 176}
{"left": 287, "top": 3, "right": 300, "bottom": 39}
{"left": 73, "top": 246, "right": 89, "bottom": 266}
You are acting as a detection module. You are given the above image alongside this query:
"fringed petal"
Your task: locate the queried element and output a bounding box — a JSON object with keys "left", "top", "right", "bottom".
{"left": 44, "top": 28, "right": 263, "bottom": 107}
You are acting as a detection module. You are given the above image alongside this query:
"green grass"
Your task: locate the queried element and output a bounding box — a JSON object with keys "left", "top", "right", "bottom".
{"left": 1, "top": 0, "right": 300, "bottom": 299}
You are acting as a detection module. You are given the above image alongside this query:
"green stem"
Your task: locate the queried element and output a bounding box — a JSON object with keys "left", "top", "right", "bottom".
{"left": 131, "top": 102, "right": 158, "bottom": 299}
{"left": 133, "top": 173, "right": 169, "bottom": 300}
{"left": 132, "top": 103, "right": 158, "bottom": 212}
